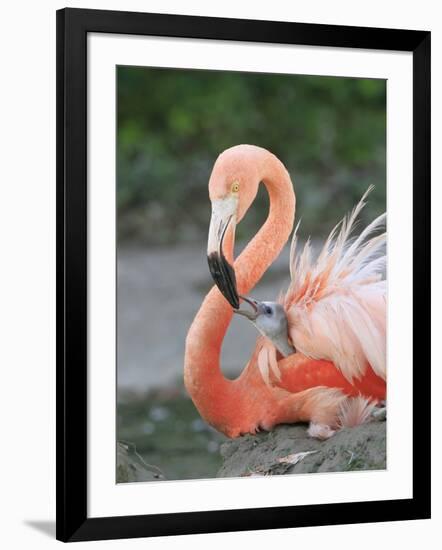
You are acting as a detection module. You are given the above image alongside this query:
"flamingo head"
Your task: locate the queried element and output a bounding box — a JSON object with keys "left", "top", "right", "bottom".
{"left": 206, "top": 146, "right": 263, "bottom": 308}
{"left": 235, "top": 297, "right": 296, "bottom": 357}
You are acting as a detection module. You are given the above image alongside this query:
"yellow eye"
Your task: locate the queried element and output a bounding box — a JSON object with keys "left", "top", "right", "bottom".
{"left": 231, "top": 181, "right": 240, "bottom": 193}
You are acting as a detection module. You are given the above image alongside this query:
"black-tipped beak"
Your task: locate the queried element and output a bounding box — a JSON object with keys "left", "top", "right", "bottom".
{"left": 207, "top": 250, "right": 239, "bottom": 309}
{"left": 207, "top": 200, "right": 240, "bottom": 309}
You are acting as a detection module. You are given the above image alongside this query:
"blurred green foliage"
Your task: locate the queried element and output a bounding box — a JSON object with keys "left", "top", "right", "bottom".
{"left": 117, "top": 67, "right": 385, "bottom": 244}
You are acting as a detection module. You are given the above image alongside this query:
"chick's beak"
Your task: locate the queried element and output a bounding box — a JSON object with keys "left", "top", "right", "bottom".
{"left": 207, "top": 198, "right": 240, "bottom": 309}
{"left": 234, "top": 296, "right": 260, "bottom": 321}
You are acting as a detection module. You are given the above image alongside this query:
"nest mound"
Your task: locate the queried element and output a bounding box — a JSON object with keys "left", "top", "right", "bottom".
{"left": 217, "top": 420, "right": 386, "bottom": 478}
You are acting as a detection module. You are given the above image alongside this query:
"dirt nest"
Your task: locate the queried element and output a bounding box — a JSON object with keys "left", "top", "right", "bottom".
{"left": 217, "top": 420, "right": 386, "bottom": 477}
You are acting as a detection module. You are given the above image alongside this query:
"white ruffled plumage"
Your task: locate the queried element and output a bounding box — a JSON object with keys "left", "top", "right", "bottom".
{"left": 284, "top": 186, "right": 386, "bottom": 384}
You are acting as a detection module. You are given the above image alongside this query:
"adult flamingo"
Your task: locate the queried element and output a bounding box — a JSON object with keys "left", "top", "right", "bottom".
{"left": 184, "top": 145, "right": 386, "bottom": 439}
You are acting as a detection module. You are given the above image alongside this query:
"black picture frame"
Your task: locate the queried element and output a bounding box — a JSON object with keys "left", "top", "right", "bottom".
{"left": 56, "top": 7, "right": 431, "bottom": 542}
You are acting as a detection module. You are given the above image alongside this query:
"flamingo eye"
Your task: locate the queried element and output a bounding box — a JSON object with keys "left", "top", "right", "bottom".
{"left": 231, "top": 181, "right": 240, "bottom": 193}
{"left": 264, "top": 306, "right": 273, "bottom": 315}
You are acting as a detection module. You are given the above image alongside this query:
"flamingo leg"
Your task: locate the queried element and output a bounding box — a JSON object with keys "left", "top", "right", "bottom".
{"left": 274, "top": 385, "right": 347, "bottom": 434}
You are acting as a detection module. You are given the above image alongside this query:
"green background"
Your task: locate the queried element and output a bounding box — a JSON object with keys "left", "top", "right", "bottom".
{"left": 117, "top": 66, "right": 386, "bottom": 245}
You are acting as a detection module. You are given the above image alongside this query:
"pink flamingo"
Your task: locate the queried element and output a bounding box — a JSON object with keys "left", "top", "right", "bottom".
{"left": 184, "top": 145, "right": 386, "bottom": 439}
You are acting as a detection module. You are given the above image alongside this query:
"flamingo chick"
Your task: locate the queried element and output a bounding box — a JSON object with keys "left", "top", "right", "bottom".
{"left": 235, "top": 297, "right": 296, "bottom": 358}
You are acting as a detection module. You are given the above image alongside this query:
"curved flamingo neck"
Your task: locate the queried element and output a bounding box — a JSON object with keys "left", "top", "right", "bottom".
{"left": 184, "top": 151, "right": 295, "bottom": 431}
{"left": 235, "top": 155, "right": 296, "bottom": 295}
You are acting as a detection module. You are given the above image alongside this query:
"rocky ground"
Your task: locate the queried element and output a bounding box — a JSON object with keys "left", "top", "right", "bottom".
{"left": 117, "top": 441, "right": 166, "bottom": 482}
{"left": 217, "top": 420, "right": 386, "bottom": 478}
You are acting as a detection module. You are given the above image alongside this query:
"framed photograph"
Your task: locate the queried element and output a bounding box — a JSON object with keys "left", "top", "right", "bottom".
{"left": 56, "top": 7, "right": 431, "bottom": 542}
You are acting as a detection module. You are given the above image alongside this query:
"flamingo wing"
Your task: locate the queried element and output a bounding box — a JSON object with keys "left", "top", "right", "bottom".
{"left": 283, "top": 187, "right": 386, "bottom": 385}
